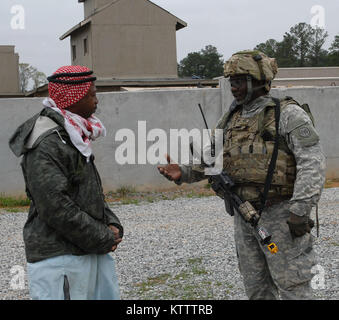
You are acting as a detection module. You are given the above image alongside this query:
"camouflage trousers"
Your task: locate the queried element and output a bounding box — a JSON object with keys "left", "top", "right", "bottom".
{"left": 234, "top": 200, "right": 317, "bottom": 300}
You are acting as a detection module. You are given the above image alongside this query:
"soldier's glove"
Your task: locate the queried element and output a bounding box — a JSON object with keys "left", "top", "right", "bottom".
{"left": 287, "top": 213, "right": 314, "bottom": 238}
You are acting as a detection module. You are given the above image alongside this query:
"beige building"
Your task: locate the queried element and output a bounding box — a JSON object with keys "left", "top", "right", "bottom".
{"left": 0, "top": 46, "right": 20, "bottom": 95}
{"left": 60, "top": 0, "right": 187, "bottom": 79}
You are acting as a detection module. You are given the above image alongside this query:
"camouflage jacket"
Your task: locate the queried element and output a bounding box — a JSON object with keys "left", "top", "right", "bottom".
{"left": 178, "top": 95, "right": 326, "bottom": 217}
{"left": 9, "top": 107, "right": 123, "bottom": 263}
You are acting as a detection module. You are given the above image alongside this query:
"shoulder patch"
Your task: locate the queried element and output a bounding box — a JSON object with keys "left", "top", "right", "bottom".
{"left": 290, "top": 123, "right": 319, "bottom": 148}
{"left": 298, "top": 126, "right": 312, "bottom": 138}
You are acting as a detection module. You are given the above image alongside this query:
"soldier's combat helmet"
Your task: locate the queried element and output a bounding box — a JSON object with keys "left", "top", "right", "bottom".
{"left": 224, "top": 50, "right": 278, "bottom": 105}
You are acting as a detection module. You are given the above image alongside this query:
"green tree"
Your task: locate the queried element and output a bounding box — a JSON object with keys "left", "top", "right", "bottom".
{"left": 178, "top": 45, "right": 224, "bottom": 79}
{"left": 277, "top": 33, "right": 299, "bottom": 67}
{"left": 327, "top": 34, "right": 339, "bottom": 66}
{"left": 307, "top": 27, "right": 328, "bottom": 67}
{"left": 254, "top": 22, "right": 330, "bottom": 67}
{"left": 329, "top": 35, "right": 339, "bottom": 52}
{"left": 178, "top": 52, "right": 204, "bottom": 78}
{"left": 289, "top": 22, "right": 314, "bottom": 67}
{"left": 254, "top": 39, "right": 278, "bottom": 58}
{"left": 255, "top": 34, "right": 298, "bottom": 67}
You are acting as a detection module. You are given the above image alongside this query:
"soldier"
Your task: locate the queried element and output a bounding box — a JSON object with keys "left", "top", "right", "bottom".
{"left": 158, "top": 51, "right": 326, "bottom": 300}
{"left": 9, "top": 66, "right": 123, "bottom": 300}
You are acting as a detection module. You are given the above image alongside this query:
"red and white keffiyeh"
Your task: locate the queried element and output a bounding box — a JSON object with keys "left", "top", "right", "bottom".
{"left": 43, "top": 66, "right": 106, "bottom": 160}
{"left": 48, "top": 65, "right": 93, "bottom": 110}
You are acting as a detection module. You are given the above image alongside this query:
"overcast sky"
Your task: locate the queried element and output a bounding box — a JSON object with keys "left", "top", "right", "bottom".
{"left": 1, "top": 0, "right": 338, "bottom": 77}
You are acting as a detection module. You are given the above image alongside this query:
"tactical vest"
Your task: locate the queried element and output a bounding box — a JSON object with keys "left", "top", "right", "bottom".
{"left": 220, "top": 97, "right": 301, "bottom": 204}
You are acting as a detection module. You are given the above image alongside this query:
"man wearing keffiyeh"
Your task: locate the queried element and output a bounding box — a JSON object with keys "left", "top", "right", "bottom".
{"left": 9, "top": 66, "right": 123, "bottom": 300}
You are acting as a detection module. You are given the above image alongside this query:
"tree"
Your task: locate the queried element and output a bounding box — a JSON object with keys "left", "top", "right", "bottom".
{"left": 19, "top": 63, "right": 34, "bottom": 92}
{"left": 254, "top": 39, "right": 278, "bottom": 58}
{"left": 255, "top": 35, "right": 297, "bottom": 67}
{"left": 307, "top": 27, "right": 328, "bottom": 67}
{"left": 329, "top": 35, "right": 339, "bottom": 52}
{"left": 254, "top": 22, "right": 330, "bottom": 68}
{"left": 327, "top": 34, "right": 339, "bottom": 66}
{"left": 199, "top": 45, "right": 225, "bottom": 79}
{"left": 275, "top": 33, "right": 298, "bottom": 67}
{"left": 32, "top": 71, "right": 47, "bottom": 90}
{"left": 178, "top": 45, "right": 224, "bottom": 79}
{"left": 19, "top": 63, "right": 47, "bottom": 92}
{"left": 289, "top": 22, "right": 314, "bottom": 67}
{"left": 178, "top": 52, "right": 204, "bottom": 78}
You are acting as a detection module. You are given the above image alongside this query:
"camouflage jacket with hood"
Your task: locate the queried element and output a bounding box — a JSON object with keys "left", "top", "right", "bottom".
{"left": 9, "top": 107, "right": 123, "bottom": 263}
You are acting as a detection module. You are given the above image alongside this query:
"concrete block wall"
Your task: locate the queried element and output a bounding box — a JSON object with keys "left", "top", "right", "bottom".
{"left": 0, "top": 84, "right": 338, "bottom": 196}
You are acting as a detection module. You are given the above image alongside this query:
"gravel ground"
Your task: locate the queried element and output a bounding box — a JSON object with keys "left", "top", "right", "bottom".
{"left": 0, "top": 188, "right": 338, "bottom": 300}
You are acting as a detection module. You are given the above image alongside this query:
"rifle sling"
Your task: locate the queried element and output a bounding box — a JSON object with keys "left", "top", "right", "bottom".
{"left": 259, "top": 97, "right": 281, "bottom": 214}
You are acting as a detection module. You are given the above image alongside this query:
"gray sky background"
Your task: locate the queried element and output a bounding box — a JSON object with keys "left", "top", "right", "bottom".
{"left": 1, "top": 0, "right": 338, "bottom": 77}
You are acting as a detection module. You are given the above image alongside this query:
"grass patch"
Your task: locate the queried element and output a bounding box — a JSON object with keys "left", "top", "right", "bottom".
{"left": 135, "top": 273, "right": 171, "bottom": 294}
{"left": 120, "top": 199, "right": 140, "bottom": 205}
{"left": 105, "top": 185, "right": 215, "bottom": 206}
{"left": 0, "top": 194, "right": 30, "bottom": 208}
{"left": 324, "top": 178, "right": 339, "bottom": 188}
{"left": 3, "top": 208, "right": 21, "bottom": 213}
{"left": 130, "top": 256, "right": 225, "bottom": 300}
{"left": 192, "top": 266, "right": 209, "bottom": 276}
{"left": 115, "top": 185, "right": 137, "bottom": 197}
{"left": 188, "top": 257, "right": 203, "bottom": 265}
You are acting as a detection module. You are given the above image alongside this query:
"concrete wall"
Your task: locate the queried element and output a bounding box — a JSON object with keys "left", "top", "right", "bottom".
{"left": 273, "top": 78, "right": 339, "bottom": 87}
{"left": 276, "top": 67, "right": 339, "bottom": 78}
{"left": 274, "top": 67, "right": 339, "bottom": 87}
{"left": 1, "top": 84, "right": 338, "bottom": 196}
{"left": 70, "top": 24, "right": 93, "bottom": 68}
{"left": 80, "top": 0, "right": 114, "bottom": 18}
{"left": 0, "top": 46, "right": 20, "bottom": 94}
{"left": 81, "top": 0, "right": 98, "bottom": 18}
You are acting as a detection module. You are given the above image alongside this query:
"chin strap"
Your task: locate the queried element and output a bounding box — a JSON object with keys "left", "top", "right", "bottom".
{"left": 236, "top": 75, "right": 253, "bottom": 105}
{"left": 236, "top": 75, "right": 267, "bottom": 106}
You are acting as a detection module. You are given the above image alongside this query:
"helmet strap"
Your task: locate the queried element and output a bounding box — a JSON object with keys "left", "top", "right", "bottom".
{"left": 236, "top": 75, "right": 253, "bottom": 105}
{"left": 236, "top": 76, "right": 269, "bottom": 106}
{"left": 252, "top": 84, "right": 267, "bottom": 92}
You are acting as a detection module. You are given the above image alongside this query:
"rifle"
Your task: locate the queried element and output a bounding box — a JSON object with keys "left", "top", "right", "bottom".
{"left": 193, "top": 103, "right": 278, "bottom": 254}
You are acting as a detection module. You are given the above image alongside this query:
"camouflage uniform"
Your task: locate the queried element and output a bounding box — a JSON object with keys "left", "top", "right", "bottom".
{"left": 177, "top": 51, "right": 326, "bottom": 299}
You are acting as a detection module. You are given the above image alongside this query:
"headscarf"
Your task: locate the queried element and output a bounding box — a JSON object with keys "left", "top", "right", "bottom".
{"left": 43, "top": 66, "right": 106, "bottom": 160}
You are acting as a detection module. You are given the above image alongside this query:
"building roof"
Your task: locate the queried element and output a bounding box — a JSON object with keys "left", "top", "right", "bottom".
{"left": 60, "top": 17, "right": 91, "bottom": 40}
{"left": 60, "top": 0, "right": 187, "bottom": 40}
{"left": 141, "top": 0, "right": 187, "bottom": 30}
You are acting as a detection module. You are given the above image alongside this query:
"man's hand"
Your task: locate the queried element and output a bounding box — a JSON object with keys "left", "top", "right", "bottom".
{"left": 108, "top": 224, "right": 122, "bottom": 252}
{"left": 287, "top": 213, "right": 314, "bottom": 238}
{"left": 157, "top": 154, "right": 182, "bottom": 182}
